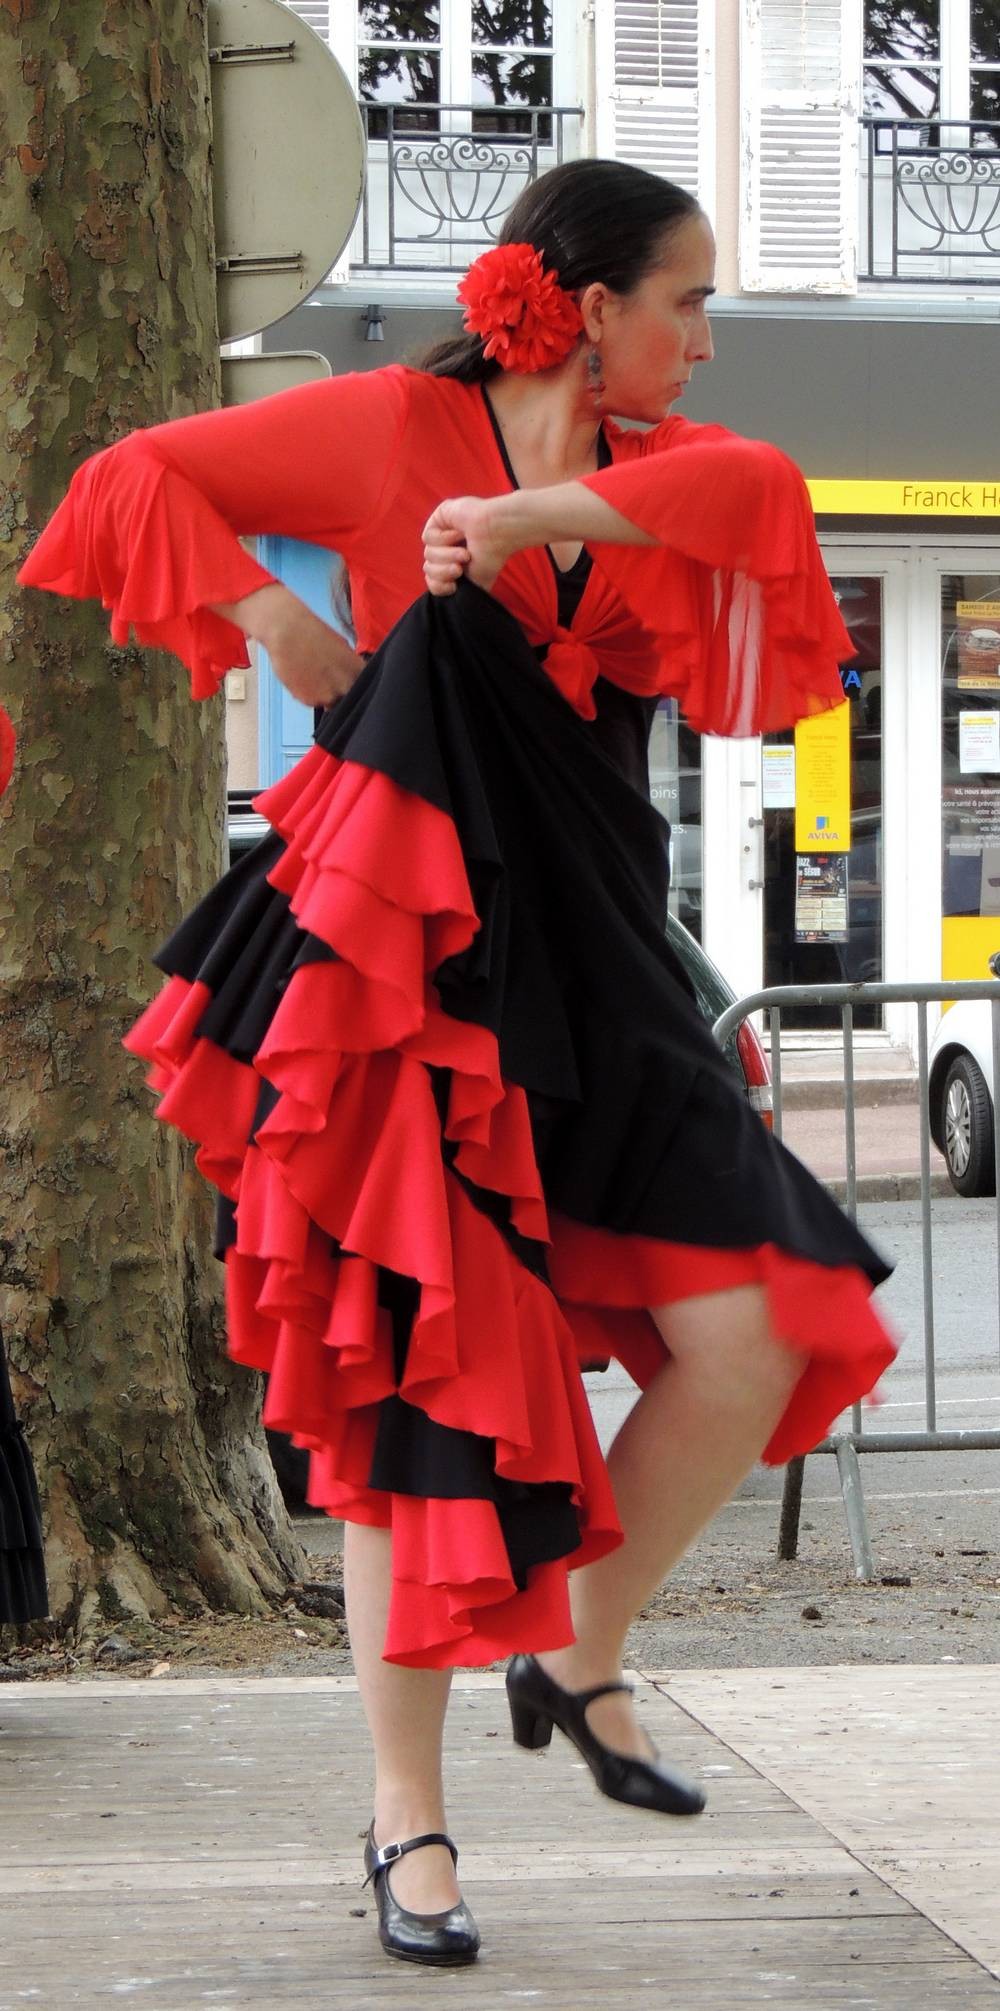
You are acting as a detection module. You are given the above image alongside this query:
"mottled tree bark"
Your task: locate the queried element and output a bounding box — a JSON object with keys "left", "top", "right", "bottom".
{"left": 0, "top": 0, "right": 302, "bottom": 1633}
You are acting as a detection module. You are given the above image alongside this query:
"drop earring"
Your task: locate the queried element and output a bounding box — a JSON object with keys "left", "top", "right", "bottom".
{"left": 586, "top": 345, "right": 606, "bottom": 404}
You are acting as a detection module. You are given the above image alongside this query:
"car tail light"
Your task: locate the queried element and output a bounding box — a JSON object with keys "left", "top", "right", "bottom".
{"left": 736, "top": 1018, "right": 773, "bottom": 1130}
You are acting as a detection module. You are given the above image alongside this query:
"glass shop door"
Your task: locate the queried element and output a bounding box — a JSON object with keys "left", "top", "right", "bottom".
{"left": 699, "top": 554, "right": 909, "bottom": 1033}
{"left": 760, "top": 569, "right": 888, "bottom": 1030}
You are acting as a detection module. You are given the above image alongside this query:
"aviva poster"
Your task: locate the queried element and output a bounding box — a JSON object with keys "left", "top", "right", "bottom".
{"left": 794, "top": 702, "right": 851, "bottom": 853}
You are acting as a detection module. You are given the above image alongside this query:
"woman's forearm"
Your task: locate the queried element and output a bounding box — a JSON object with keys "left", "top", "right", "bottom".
{"left": 211, "top": 581, "right": 362, "bottom": 704}
{"left": 211, "top": 581, "right": 311, "bottom": 647}
{"left": 213, "top": 581, "right": 359, "bottom": 673}
{"left": 500, "top": 483, "right": 658, "bottom": 557}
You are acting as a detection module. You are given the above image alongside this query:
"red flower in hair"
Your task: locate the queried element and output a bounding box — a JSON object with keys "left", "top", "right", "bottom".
{"left": 0, "top": 706, "right": 14, "bottom": 799}
{"left": 457, "top": 242, "right": 584, "bottom": 374}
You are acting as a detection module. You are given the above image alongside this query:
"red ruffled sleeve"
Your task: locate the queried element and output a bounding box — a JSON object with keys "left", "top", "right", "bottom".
{"left": 581, "top": 418, "right": 852, "bottom": 737}
{"left": 17, "top": 368, "right": 411, "bottom": 700}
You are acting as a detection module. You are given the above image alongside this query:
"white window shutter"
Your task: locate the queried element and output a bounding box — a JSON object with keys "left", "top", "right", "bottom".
{"left": 740, "top": 0, "right": 861, "bottom": 294}
{"left": 282, "top": 4, "right": 358, "bottom": 88}
{"left": 284, "top": 1, "right": 359, "bottom": 282}
{"left": 284, "top": 1, "right": 331, "bottom": 42}
{"left": 596, "top": 1, "right": 716, "bottom": 215}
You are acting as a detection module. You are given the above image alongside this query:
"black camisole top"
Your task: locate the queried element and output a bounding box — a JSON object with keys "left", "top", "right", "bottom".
{"left": 481, "top": 390, "right": 657, "bottom": 799}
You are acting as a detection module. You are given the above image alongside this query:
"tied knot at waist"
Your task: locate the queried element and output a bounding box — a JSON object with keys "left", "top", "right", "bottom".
{"left": 542, "top": 627, "right": 601, "bottom": 720}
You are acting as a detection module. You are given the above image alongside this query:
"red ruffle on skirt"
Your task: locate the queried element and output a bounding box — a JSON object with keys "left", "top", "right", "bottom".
{"left": 124, "top": 740, "right": 895, "bottom": 1666}
{"left": 548, "top": 1218, "right": 896, "bottom": 1467}
{"left": 123, "top": 746, "right": 614, "bottom": 1665}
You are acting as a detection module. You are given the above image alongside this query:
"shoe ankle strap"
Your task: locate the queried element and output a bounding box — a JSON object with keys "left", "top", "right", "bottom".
{"left": 575, "top": 1680, "right": 634, "bottom": 1706}
{"left": 364, "top": 1831, "right": 458, "bottom": 1887}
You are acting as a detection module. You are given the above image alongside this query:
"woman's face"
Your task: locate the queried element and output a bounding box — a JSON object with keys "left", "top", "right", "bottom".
{"left": 588, "top": 212, "right": 716, "bottom": 422}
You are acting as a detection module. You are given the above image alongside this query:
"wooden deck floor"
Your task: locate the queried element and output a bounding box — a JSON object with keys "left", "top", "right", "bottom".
{"left": 1, "top": 1666, "right": 998, "bottom": 2009}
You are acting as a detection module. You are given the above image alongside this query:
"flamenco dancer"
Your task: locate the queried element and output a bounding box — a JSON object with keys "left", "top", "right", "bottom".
{"left": 0, "top": 705, "right": 49, "bottom": 1631}
{"left": 20, "top": 161, "right": 896, "bottom": 1968}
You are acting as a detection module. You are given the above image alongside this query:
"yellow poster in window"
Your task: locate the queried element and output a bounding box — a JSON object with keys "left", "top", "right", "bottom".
{"left": 956, "top": 601, "right": 1000, "bottom": 691}
{"left": 794, "top": 702, "right": 851, "bottom": 853}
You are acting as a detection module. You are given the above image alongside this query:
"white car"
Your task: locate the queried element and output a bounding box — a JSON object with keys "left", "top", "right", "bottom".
{"left": 928, "top": 957, "right": 1000, "bottom": 1197}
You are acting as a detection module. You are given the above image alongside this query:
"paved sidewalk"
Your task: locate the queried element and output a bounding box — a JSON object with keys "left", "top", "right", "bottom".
{"left": 779, "top": 1097, "right": 949, "bottom": 1197}
{"left": 740, "top": 1045, "right": 955, "bottom": 1199}
{"left": 2, "top": 1666, "right": 998, "bottom": 2007}
{"left": 778, "top": 1047, "right": 919, "bottom": 1112}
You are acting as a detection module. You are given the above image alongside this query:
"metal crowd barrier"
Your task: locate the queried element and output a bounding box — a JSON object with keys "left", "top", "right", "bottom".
{"left": 712, "top": 980, "right": 1000, "bottom": 1580}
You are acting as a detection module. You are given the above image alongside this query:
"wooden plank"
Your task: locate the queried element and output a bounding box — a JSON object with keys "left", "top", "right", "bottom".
{"left": 660, "top": 1664, "right": 1000, "bottom": 1984}
{"left": 1, "top": 1674, "right": 998, "bottom": 2008}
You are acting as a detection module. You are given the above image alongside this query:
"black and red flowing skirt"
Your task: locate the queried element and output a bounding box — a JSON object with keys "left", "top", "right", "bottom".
{"left": 124, "top": 583, "right": 896, "bottom": 1667}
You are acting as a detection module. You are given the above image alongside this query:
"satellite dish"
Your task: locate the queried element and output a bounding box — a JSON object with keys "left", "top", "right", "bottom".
{"left": 221, "top": 348, "right": 332, "bottom": 405}
{"left": 209, "top": 0, "right": 364, "bottom": 343}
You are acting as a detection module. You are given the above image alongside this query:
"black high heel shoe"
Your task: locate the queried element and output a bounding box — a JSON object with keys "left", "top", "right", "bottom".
{"left": 506, "top": 1655, "right": 706, "bottom": 1817}
{"left": 362, "top": 1823, "right": 481, "bottom": 1967}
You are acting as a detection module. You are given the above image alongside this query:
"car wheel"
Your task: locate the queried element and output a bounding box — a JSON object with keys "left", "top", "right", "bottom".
{"left": 941, "top": 1055, "right": 996, "bottom": 1198}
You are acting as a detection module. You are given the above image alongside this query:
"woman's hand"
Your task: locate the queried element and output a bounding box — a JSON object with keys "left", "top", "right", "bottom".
{"left": 421, "top": 495, "right": 515, "bottom": 596}
{"left": 265, "top": 606, "right": 364, "bottom": 709}
{"left": 423, "top": 484, "right": 658, "bottom": 603}
{"left": 213, "top": 583, "right": 363, "bottom": 707}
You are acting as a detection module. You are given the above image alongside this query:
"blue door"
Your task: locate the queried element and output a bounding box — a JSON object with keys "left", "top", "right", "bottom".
{"left": 257, "top": 537, "right": 354, "bottom": 784}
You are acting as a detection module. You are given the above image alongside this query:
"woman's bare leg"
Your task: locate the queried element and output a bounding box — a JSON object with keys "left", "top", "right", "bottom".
{"left": 344, "top": 1521, "right": 461, "bottom": 1909}
{"left": 536, "top": 1285, "right": 804, "bottom": 1757}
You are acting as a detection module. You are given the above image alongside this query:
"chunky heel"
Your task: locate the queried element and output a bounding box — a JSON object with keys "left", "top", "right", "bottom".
{"left": 509, "top": 1697, "right": 554, "bottom": 1749}
{"left": 505, "top": 1653, "right": 706, "bottom": 1817}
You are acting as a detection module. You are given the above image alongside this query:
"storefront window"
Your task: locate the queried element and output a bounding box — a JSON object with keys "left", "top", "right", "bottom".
{"left": 649, "top": 699, "right": 702, "bottom": 941}
{"left": 762, "top": 577, "right": 885, "bottom": 1030}
{"left": 941, "top": 570, "right": 1000, "bottom": 979}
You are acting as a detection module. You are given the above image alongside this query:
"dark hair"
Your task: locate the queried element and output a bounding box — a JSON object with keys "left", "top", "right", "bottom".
{"left": 416, "top": 158, "right": 702, "bottom": 382}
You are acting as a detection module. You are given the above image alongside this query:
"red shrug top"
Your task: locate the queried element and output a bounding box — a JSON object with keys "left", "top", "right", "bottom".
{"left": 18, "top": 364, "right": 851, "bottom": 736}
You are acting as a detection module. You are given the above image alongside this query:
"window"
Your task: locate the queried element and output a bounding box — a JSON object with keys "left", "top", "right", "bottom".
{"left": 354, "top": 1, "right": 557, "bottom": 137}
{"left": 762, "top": 580, "right": 885, "bottom": 1031}
{"left": 649, "top": 702, "right": 702, "bottom": 941}
{"left": 471, "top": 1, "right": 553, "bottom": 139}
{"left": 357, "top": 3, "right": 442, "bottom": 135}
{"left": 321, "top": 0, "right": 578, "bottom": 272}
{"left": 941, "top": 570, "right": 1000, "bottom": 947}
{"left": 864, "top": 1, "right": 941, "bottom": 121}
{"left": 863, "top": 1, "right": 1000, "bottom": 145}
{"left": 860, "top": 2, "right": 1000, "bottom": 278}
{"left": 971, "top": 0, "right": 1000, "bottom": 129}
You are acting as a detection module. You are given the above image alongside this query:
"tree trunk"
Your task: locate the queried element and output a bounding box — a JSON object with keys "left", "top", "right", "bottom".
{"left": 0, "top": 0, "right": 303, "bottom": 1635}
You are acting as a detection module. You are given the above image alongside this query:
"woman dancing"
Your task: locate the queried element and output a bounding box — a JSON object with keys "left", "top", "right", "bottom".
{"left": 19, "top": 160, "right": 895, "bottom": 1969}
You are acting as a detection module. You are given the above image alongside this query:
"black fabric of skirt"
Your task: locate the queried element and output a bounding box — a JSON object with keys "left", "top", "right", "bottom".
{"left": 145, "top": 583, "right": 892, "bottom": 1586}
{"left": 0, "top": 1325, "right": 48, "bottom": 1625}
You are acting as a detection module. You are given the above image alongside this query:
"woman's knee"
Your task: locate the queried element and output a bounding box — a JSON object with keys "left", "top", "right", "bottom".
{"left": 650, "top": 1286, "right": 803, "bottom": 1401}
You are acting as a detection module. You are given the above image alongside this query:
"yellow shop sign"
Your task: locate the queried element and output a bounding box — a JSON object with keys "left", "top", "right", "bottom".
{"left": 807, "top": 479, "right": 1000, "bottom": 516}
{"left": 794, "top": 702, "right": 851, "bottom": 853}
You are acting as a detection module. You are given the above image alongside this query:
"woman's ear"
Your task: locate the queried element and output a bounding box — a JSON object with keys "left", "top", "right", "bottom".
{"left": 577, "top": 281, "right": 611, "bottom": 347}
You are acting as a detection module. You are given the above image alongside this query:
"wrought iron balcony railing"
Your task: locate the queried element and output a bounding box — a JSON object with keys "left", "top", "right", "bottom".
{"left": 861, "top": 116, "right": 1000, "bottom": 284}
{"left": 348, "top": 105, "right": 1000, "bottom": 289}
{"left": 353, "top": 102, "right": 584, "bottom": 276}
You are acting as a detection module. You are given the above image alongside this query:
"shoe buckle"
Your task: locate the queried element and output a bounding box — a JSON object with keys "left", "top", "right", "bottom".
{"left": 379, "top": 1841, "right": 404, "bottom": 1866}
